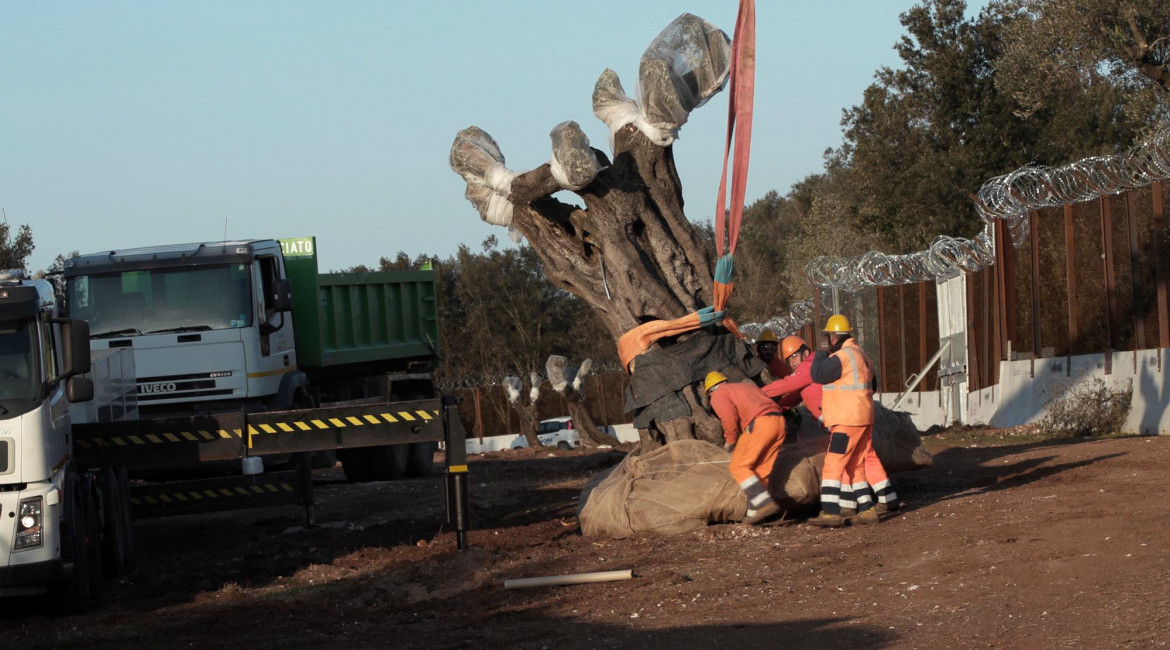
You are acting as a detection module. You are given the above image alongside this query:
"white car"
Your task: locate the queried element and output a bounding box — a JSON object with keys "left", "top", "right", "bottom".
{"left": 511, "top": 417, "right": 580, "bottom": 450}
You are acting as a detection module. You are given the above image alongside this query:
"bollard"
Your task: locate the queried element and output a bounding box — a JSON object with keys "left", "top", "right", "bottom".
{"left": 443, "top": 397, "right": 471, "bottom": 550}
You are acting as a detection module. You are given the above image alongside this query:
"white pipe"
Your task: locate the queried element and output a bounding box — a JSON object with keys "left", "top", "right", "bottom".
{"left": 504, "top": 569, "right": 633, "bottom": 590}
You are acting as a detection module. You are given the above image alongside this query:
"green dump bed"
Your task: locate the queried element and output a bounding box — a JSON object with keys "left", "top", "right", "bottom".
{"left": 281, "top": 237, "right": 439, "bottom": 370}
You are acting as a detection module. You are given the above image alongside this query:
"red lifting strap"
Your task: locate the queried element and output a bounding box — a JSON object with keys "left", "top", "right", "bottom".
{"left": 714, "top": 0, "right": 756, "bottom": 257}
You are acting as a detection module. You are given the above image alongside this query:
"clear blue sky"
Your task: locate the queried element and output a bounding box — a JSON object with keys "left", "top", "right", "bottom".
{"left": 1, "top": 1, "right": 983, "bottom": 274}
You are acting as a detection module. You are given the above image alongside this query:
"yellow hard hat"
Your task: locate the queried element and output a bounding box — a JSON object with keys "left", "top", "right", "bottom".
{"left": 704, "top": 371, "right": 728, "bottom": 393}
{"left": 823, "top": 314, "right": 851, "bottom": 333}
{"left": 756, "top": 329, "right": 778, "bottom": 344}
{"left": 781, "top": 335, "right": 807, "bottom": 360}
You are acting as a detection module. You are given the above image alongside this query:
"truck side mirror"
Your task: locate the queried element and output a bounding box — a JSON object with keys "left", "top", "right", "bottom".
{"left": 66, "top": 376, "right": 94, "bottom": 403}
{"left": 61, "top": 319, "right": 91, "bottom": 377}
{"left": 271, "top": 278, "right": 293, "bottom": 313}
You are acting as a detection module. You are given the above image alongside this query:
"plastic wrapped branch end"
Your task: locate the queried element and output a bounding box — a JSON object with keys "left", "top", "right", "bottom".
{"left": 529, "top": 372, "right": 542, "bottom": 404}
{"left": 635, "top": 14, "right": 731, "bottom": 135}
{"left": 549, "top": 121, "right": 601, "bottom": 191}
{"left": 503, "top": 376, "right": 522, "bottom": 404}
{"left": 593, "top": 69, "right": 645, "bottom": 146}
{"left": 449, "top": 126, "right": 518, "bottom": 227}
{"left": 546, "top": 355, "right": 569, "bottom": 393}
{"left": 573, "top": 358, "right": 593, "bottom": 393}
{"left": 592, "top": 14, "right": 730, "bottom": 149}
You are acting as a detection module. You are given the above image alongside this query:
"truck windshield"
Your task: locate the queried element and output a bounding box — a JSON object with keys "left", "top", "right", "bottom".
{"left": 67, "top": 264, "right": 253, "bottom": 337}
{"left": 0, "top": 320, "right": 40, "bottom": 408}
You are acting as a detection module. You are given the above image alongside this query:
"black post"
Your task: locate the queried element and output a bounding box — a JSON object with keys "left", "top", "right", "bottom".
{"left": 443, "top": 396, "right": 471, "bottom": 550}
{"left": 297, "top": 452, "right": 316, "bottom": 528}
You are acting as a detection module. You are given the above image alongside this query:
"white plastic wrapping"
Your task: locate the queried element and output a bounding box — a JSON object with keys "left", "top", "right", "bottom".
{"left": 572, "top": 358, "right": 592, "bottom": 394}
{"left": 548, "top": 121, "right": 600, "bottom": 191}
{"left": 528, "top": 372, "right": 541, "bottom": 404}
{"left": 503, "top": 376, "right": 522, "bottom": 404}
{"left": 449, "top": 126, "right": 518, "bottom": 227}
{"left": 593, "top": 14, "right": 731, "bottom": 148}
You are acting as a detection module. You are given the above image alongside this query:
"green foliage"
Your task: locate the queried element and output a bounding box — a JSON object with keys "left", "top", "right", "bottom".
{"left": 350, "top": 238, "right": 617, "bottom": 387}
{"left": 0, "top": 222, "right": 35, "bottom": 273}
{"left": 747, "top": 0, "right": 1166, "bottom": 307}
{"left": 996, "top": 0, "right": 1170, "bottom": 126}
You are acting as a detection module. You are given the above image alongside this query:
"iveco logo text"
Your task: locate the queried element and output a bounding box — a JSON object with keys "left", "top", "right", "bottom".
{"left": 139, "top": 382, "right": 178, "bottom": 395}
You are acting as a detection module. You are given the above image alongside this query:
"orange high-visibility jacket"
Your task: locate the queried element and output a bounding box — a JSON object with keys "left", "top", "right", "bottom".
{"left": 709, "top": 381, "right": 779, "bottom": 446}
{"left": 810, "top": 338, "right": 875, "bottom": 427}
{"left": 761, "top": 354, "right": 823, "bottom": 419}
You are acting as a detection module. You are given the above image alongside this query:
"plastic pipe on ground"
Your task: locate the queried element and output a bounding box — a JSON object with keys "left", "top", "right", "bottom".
{"left": 503, "top": 569, "right": 633, "bottom": 590}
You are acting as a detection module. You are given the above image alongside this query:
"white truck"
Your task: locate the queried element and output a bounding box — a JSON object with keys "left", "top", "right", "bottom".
{"left": 0, "top": 273, "right": 132, "bottom": 613}
{"left": 62, "top": 237, "right": 443, "bottom": 487}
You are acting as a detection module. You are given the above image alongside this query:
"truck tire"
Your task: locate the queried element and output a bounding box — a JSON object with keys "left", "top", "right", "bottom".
{"left": 366, "top": 444, "right": 410, "bottom": 481}
{"left": 100, "top": 468, "right": 133, "bottom": 577}
{"left": 405, "top": 441, "right": 438, "bottom": 478}
{"left": 49, "top": 478, "right": 96, "bottom": 615}
{"left": 84, "top": 478, "right": 104, "bottom": 602}
{"left": 337, "top": 448, "right": 375, "bottom": 483}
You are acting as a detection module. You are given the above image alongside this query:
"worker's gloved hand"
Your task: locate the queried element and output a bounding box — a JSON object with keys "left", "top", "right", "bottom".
{"left": 723, "top": 442, "right": 735, "bottom": 452}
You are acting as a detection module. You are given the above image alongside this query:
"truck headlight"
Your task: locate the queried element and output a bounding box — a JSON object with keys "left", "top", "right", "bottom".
{"left": 15, "top": 496, "right": 43, "bottom": 550}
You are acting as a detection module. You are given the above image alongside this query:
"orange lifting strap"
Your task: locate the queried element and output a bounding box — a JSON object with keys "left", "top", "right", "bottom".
{"left": 618, "top": 0, "right": 756, "bottom": 370}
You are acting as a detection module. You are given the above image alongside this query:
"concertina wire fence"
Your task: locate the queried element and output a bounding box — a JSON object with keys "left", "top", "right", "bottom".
{"left": 740, "top": 125, "right": 1170, "bottom": 343}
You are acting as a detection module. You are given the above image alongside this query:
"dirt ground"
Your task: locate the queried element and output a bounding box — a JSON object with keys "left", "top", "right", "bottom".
{"left": 3, "top": 427, "right": 1169, "bottom": 649}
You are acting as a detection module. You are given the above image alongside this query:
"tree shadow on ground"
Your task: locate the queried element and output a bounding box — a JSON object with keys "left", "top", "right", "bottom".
{"left": 887, "top": 436, "right": 1128, "bottom": 516}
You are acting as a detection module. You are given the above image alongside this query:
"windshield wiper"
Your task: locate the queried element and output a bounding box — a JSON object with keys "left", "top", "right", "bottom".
{"left": 147, "top": 325, "right": 213, "bottom": 334}
{"left": 92, "top": 328, "right": 143, "bottom": 339}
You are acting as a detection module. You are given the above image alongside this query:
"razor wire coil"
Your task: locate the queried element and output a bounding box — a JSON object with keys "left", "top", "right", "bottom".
{"left": 744, "top": 125, "right": 1170, "bottom": 340}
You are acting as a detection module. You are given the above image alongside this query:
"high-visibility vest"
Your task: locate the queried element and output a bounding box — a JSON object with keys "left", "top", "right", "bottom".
{"left": 821, "top": 339, "right": 875, "bottom": 427}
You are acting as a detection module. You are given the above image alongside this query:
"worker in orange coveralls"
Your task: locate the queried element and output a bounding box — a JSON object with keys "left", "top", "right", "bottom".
{"left": 760, "top": 334, "right": 856, "bottom": 513}
{"left": 704, "top": 371, "right": 787, "bottom": 525}
{"left": 761, "top": 335, "right": 823, "bottom": 419}
{"left": 806, "top": 315, "right": 895, "bottom": 527}
{"left": 754, "top": 329, "right": 791, "bottom": 380}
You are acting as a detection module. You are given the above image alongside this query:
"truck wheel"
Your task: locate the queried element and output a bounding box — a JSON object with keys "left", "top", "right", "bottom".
{"left": 49, "top": 479, "right": 94, "bottom": 615}
{"left": 337, "top": 448, "right": 374, "bottom": 483}
{"left": 365, "top": 445, "right": 410, "bottom": 481}
{"left": 100, "top": 468, "right": 133, "bottom": 577}
{"left": 84, "top": 479, "right": 104, "bottom": 602}
{"left": 405, "top": 441, "right": 438, "bottom": 478}
{"left": 557, "top": 441, "right": 572, "bottom": 451}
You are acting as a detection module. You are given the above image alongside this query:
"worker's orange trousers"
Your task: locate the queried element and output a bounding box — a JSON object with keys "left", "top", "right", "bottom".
{"left": 819, "top": 423, "right": 872, "bottom": 516}
{"left": 729, "top": 414, "right": 786, "bottom": 487}
{"left": 845, "top": 431, "right": 893, "bottom": 511}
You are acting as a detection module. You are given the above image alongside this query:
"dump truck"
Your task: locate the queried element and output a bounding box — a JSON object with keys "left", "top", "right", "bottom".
{"left": 0, "top": 239, "right": 471, "bottom": 614}
{"left": 62, "top": 236, "right": 443, "bottom": 482}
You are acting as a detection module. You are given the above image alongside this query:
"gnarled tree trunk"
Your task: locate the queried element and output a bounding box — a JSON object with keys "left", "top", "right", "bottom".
{"left": 452, "top": 14, "right": 761, "bottom": 451}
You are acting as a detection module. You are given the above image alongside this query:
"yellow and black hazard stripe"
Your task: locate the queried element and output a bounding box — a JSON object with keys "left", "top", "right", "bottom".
{"left": 130, "top": 482, "right": 296, "bottom": 506}
{"left": 76, "top": 407, "right": 441, "bottom": 450}
{"left": 245, "top": 408, "right": 441, "bottom": 447}
{"left": 76, "top": 428, "right": 244, "bottom": 450}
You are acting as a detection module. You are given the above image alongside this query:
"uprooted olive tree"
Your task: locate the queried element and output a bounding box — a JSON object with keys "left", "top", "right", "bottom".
{"left": 451, "top": 14, "right": 764, "bottom": 452}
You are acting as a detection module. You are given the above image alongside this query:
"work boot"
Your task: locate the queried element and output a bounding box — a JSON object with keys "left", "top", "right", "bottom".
{"left": 805, "top": 512, "right": 846, "bottom": 528}
{"left": 875, "top": 501, "right": 900, "bottom": 514}
{"left": 852, "top": 508, "right": 880, "bottom": 525}
{"left": 839, "top": 507, "right": 857, "bottom": 518}
{"left": 743, "top": 500, "right": 782, "bottom": 525}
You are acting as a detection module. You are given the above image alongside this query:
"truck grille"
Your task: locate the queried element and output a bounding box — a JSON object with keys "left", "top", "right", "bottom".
{"left": 136, "top": 372, "right": 235, "bottom": 402}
